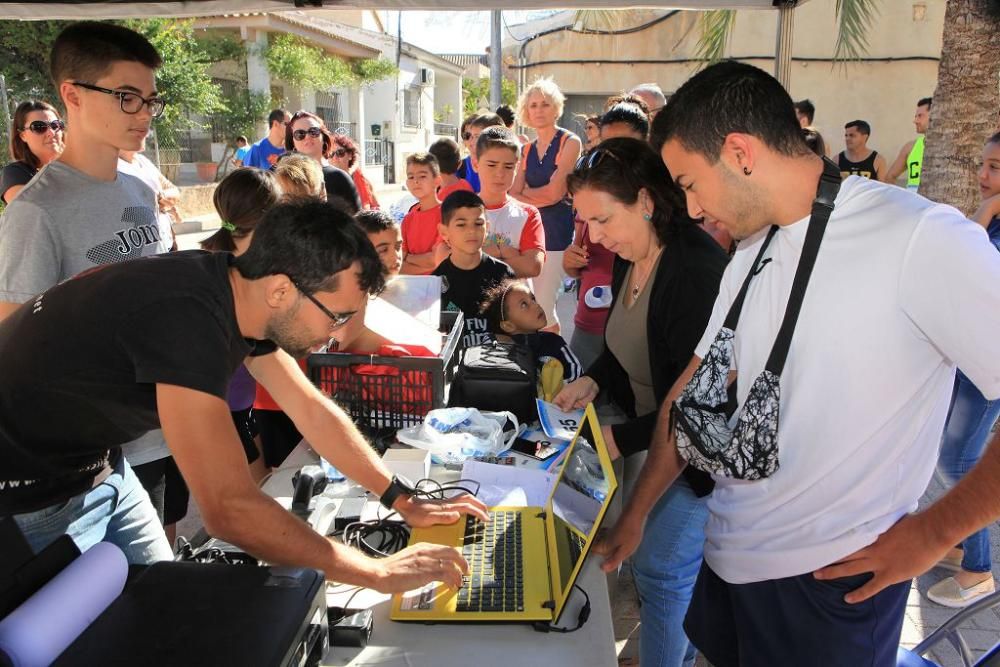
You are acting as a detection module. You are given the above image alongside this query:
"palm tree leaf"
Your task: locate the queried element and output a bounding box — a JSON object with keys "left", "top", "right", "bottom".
{"left": 694, "top": 10, "right": 736, "bottom": 65}
{"left": 573, "top": 10, "right": 628, "bottom": 32}
{"left": 833, "top": 0, "right": 881, "bottom": 62}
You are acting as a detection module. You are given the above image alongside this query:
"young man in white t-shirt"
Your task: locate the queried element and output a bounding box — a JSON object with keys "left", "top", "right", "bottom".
{"left": 592, "top": 61, "right": 1000, "bottom": 664}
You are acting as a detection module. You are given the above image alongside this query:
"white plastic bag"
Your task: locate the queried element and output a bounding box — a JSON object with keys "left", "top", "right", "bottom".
{"left": 396, "top": 407, "right": 520, "bottom": 464}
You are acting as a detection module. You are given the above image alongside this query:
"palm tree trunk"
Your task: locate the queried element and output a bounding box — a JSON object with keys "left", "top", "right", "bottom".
{"left": 919, "top": 0, "right": 1000, "bottom": 215}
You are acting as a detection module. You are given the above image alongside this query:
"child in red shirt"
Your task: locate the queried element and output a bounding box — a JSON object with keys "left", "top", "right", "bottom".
{"left": 401, "top": 152, "right": 448, "bottom": 275}
{"left": 429, "top": 137, "right": 473, "bottom": 203}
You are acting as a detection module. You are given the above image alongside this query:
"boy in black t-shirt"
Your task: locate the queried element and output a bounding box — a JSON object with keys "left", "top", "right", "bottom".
{"left": 433, "top": 190, "right": 514, "bottom": 347}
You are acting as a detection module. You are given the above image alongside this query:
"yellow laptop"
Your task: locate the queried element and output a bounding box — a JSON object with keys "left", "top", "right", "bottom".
{"left": 391, "top": 403, "right": 617, "bottom": 624}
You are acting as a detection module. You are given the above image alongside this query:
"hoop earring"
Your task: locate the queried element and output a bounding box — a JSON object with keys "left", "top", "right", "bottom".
{"left": 743, "top": 166, "right": 752, "bottom": 176}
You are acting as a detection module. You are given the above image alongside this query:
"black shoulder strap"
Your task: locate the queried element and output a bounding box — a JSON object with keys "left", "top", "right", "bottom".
{"left": 721, "top": 225, "right": 779, "bottom": 331}
{"left": 764, "top": 157, "right": 842, "bottom": 375}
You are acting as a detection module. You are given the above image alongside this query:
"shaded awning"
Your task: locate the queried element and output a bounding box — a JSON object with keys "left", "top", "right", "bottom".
{"left": 0, "top": 1, "right": 799, "bottom": 19}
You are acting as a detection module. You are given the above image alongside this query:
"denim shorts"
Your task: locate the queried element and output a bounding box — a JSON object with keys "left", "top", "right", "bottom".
{"left": 13, "top": 455, "right": 173, "bottom": 564}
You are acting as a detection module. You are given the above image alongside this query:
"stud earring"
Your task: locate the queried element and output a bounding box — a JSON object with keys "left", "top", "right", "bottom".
{"left": 743, "top": 166, "right": 752, "bottom": 176}
{"left": 643, "top": 213, "right": 652, "bottom": 221}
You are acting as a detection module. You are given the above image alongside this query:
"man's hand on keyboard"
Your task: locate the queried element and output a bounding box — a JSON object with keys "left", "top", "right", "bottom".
{"left": 395, "top": 493, "right": 489, "bottom": 528}
{"left": 373, "top": 543, "right": 468, "bottom": 593}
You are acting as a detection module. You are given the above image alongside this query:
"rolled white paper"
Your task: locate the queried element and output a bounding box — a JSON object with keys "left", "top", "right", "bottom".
{"left": 0, "top": 542, "right": 128, "bottom": 667}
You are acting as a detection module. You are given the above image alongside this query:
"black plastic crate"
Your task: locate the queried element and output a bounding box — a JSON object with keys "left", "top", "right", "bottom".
{"left": 307, "top": 311, "right": 463, "bottom": 432}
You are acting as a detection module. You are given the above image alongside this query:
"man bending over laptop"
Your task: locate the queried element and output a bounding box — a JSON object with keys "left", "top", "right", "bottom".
{"left": 0, "top": 199, "right": 487, "bottom": 593}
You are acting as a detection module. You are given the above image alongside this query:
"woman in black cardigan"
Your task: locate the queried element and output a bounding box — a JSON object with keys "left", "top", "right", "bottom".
{"left": 554, "top": 138, "right": 728, "bottom": 667}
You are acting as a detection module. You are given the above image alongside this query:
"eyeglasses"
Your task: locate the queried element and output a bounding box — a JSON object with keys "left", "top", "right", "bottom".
{"left": 461, "top": 132, "right": 472, "bottom": 141}
{"left": 332, "top": 149, "right": 348, "bottom": 158}
{"left": 293, "top": 281, "right": 355, "bottom": 332}
{"left": 23, "top": 120, "right": 65, "bottom": 134}
{"left": 71, "top": 82, "right": 166, "bottom": 118}
{"left": 292, "top": 127, "right": 323, "bottom": 141}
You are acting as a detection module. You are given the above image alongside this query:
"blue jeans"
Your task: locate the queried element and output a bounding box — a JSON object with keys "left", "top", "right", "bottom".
{"left": 938, "top": 371, "right": 1000, "bottom": 573}
{"left": 631, "top": 475, "right": 709, "bottom": 667}
{"left": 13, "top": 455, "right": 173, "bottom": 564}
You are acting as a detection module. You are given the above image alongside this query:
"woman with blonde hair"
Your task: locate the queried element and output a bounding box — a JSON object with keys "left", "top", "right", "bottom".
{"left": 510, "top": 78, "right": 582, "bottom": 331}
{"left": 274, "top": 152, "right": 325, "bottom": 200}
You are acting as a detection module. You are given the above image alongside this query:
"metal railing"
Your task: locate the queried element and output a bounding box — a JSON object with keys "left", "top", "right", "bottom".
{"left": 365, "top": 139, "right": 388, "bottom": 166}
{"left": 327, "top": 120, "right": 358, "bottom": 140}
{"left": 434, "top": 123, "right": 458, "bottom": 140}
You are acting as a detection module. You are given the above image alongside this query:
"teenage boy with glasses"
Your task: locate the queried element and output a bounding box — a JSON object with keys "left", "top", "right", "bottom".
{"left": 0, "top": 200, "right": 487, "bottom": 588}
{"left": 0, "top": 21, "right": 178, "bottom": 554}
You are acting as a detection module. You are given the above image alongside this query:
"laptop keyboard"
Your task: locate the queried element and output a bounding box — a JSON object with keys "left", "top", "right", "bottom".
{"left": 457, "top": 511, "right": 525, "bottom": 613}
{"left": 565, "top": 525, "right": 586, "bottom": 566}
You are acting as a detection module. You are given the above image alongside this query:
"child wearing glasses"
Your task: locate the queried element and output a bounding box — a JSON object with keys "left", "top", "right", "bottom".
{"left": 1, "top": 100, "right": 64, "bottom": 204}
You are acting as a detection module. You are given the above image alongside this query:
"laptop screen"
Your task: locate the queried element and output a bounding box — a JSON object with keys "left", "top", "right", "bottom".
{"left": 546, "top": 405, "right": 615, "bottom": 620}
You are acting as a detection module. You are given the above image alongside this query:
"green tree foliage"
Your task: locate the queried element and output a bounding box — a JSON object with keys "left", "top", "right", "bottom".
{"left": 0, "top": 20, "right": 71, "bottom": 105}
{"left": 0, "top": 19, "right": 234, "bottom": 148}
{"left": 693, "top": 1, "right": 881, "bottom": 64}
{"left": 262, "top": 34, "right": 397, "bottom": 91}
{"left": 462, "top": 77, "right": 517, "bottom": 116}
{"left": 127, "top": 19, "right": 226, "bottom": 148}
{"left": 217, "top": 88, "right": 273, "bottom": 147}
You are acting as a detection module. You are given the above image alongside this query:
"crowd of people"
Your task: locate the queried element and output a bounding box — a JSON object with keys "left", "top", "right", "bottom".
{"left": 2, "top": 18, "right": 1000, "bottom": 667}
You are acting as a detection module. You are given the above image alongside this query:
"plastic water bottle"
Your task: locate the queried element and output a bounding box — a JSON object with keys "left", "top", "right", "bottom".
{"left": 584, "top": 285, "right": 613, "bottom": 309}
{"left": 319, "top": 457, "right": 346, "bottom": 482}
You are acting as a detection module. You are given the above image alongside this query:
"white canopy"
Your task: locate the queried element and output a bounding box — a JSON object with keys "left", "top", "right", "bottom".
{"left": 0, "top": 0, "right": 801, "bottom": 19}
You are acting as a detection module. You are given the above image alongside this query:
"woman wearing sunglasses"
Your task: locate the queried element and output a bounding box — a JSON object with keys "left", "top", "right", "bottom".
{"left": 553, "top": 138, "right": 729, "bottom": 667}
{"left": 283, "top": 110, "right": 361, "bottom": 213}
{"left": 2, "top": 101, "right": 65, "bottom": 204}
{"left": 329, "top": 134, "right": 379, "bottom": 210}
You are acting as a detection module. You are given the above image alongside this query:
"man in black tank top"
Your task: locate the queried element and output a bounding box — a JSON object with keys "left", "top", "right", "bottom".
{"left": 838, "top": 119, "right": 887, "bottom": 181}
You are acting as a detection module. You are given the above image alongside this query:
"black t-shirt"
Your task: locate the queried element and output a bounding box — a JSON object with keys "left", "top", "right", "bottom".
{"left": 433, "top": 253, "right": 513, "bottom": 347}
{"left": 322, "top": 165, "right": 362, "bottom": 214}
{"left": 0, "top": 160, "right": 36, "bottom": 203}
{"left": 0, "top": 251, "right": 272, "bottom": 513}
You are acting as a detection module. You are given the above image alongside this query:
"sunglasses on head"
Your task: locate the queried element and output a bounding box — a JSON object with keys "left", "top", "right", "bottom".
{"left": 23, "top": 120, "right": 66, "bottom": 134}
{"left": 292, "top": 127, "right": 324, "bottom": 141}
{"left": 575, "top": 147, "right": 620, "bottom": 172}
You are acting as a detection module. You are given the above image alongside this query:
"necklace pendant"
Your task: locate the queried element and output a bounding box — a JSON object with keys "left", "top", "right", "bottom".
{"left": 631, "top": 284, "right": 640, "bottom": 299}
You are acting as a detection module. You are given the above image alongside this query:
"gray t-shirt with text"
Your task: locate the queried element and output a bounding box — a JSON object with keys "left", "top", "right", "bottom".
{"left": 0, "top": 160, "right": 173, "bottom": 469}
{"left": 0, "top": 160, "right": 170, "bottom": 303}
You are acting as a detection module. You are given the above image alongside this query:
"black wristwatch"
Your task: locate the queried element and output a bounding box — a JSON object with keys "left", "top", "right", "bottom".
{"left": 379, "top": 475, "right": 416, "bottom": 509}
